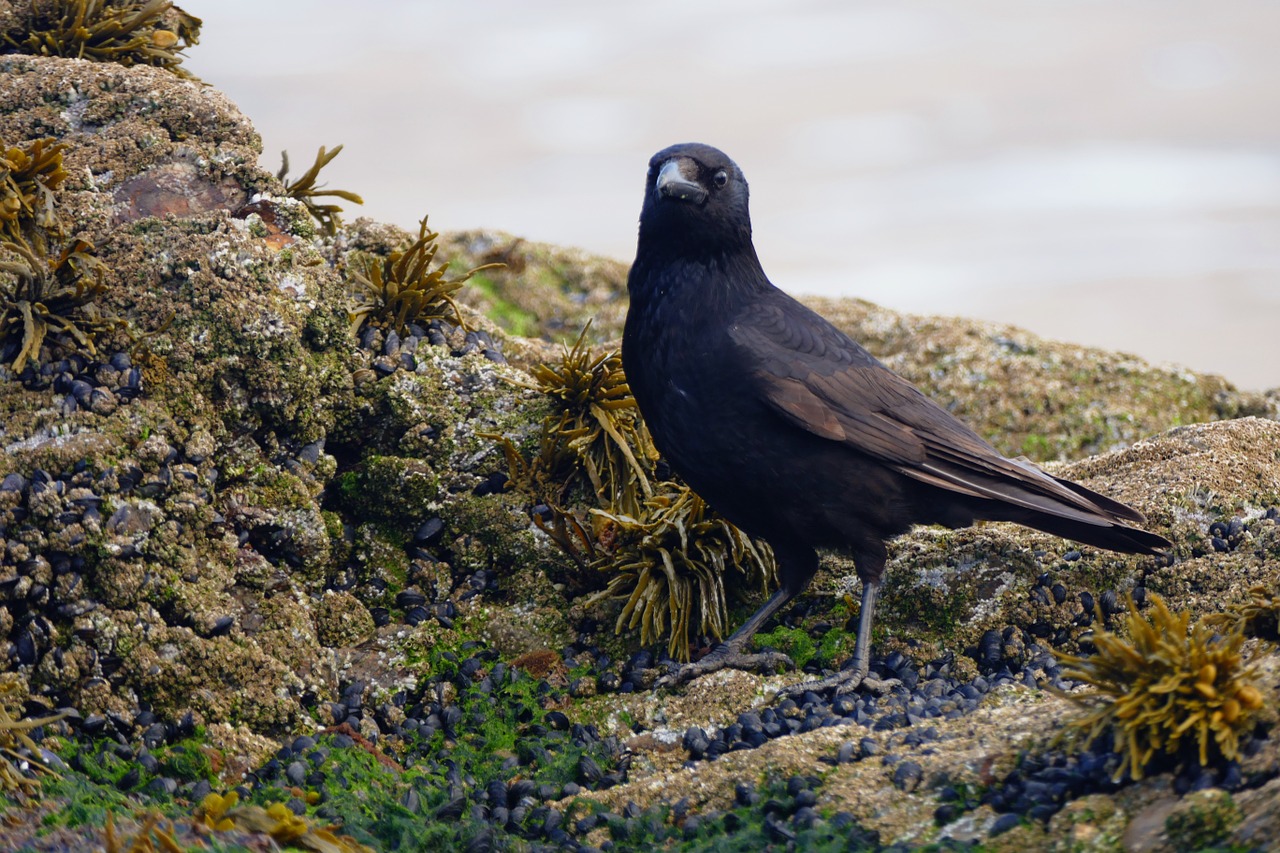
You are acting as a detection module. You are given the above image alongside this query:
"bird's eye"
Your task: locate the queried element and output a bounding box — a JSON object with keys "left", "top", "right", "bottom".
{"left": 713, "top": 169, "right": 728, "bottom": 188}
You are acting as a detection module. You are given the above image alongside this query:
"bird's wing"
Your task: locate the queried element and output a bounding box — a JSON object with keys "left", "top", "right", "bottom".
{"left": 729, "top": 300, "right": 1145, "bottom": 527}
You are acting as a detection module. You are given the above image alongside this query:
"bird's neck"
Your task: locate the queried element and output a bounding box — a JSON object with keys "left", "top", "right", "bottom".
{"left": 628, "top": 238, "right": 770, "bottom": 314}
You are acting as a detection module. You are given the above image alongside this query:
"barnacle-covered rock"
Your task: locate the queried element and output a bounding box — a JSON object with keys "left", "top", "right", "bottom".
{"left": 815, "top": 417, "right": 1280, "bottom": 669}
{"left": 0, "top": 53, "right": 557, "bottom": 735}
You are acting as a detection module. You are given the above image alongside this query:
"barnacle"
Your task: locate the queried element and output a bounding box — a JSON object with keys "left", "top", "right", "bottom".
{"left": 1055, "top": 593, "right": 1266, "bottom": 781}
{"left": 4, "top": 1, "right": 202, "bottom": 80}
{"left": 0, "top": 674, "right": 63, "bottom": 799}
{"left": 278, "top": 146, "right": 364, "bottom": 236}
{"left": 1204, "top": 584, "right": 1280, "bottom": 642}
{"left": 0, "top": 234, "right": 118, "bottom": 371}
{"left": 529, "top": 324, "right": 656, "bottom": 516}
{"left": 589, "top": 483, "right": 777, "bottom": 660}
{"left": 348, "top": 216, "right": 499, "bottom": 337}
{"left": 1, "top": 137, "right": 69, "bottom": 242}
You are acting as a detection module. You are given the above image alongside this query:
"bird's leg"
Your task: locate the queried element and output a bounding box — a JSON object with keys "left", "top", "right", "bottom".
{"left": 654, "top": 587, "right": 797, "bottom": 689}
{"left": 776, "top": 578, "right": 899, "bottom": 699}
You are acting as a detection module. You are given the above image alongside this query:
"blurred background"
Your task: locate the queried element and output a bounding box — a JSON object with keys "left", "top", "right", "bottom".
{"left": 190, "top": 0, "right": 1280, "bottom": 390}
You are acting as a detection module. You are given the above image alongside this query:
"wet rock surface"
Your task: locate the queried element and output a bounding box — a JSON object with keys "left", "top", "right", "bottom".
{"left": 0, "top": 48, "right": 1278, "bottom": 853}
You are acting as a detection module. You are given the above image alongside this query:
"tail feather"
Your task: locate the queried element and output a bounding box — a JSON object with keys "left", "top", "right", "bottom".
{"left": 1003, "top": 509, "right": 1171, "bottom": 556}
{"left": 1051, "top": 475, "right": 1148, "bottom": 525}
{"left": 977, "top": 475, "right": 1170, "bottom": 556}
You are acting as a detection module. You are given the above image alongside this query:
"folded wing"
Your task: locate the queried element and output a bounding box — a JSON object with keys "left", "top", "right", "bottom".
{"left": 729, "top": 300, "right": 1155, "bottom": 534}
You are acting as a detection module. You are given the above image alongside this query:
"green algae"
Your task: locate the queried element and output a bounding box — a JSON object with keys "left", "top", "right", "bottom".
{"left": 467, "top": 271, "right": 540, "bottom": 338}
{"left": 1164, "top": 789, "right": 1244, "bottom": 853}
{"left": 336, "top": 455, "right": 443, "bottom": 524}
{"left": 754, "top": 626, "right": 819, "bottom": 669}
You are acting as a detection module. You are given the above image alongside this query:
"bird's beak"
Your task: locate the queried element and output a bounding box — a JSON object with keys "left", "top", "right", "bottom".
{"left": 656, "top": 159, "right": 708, "bottom": 204}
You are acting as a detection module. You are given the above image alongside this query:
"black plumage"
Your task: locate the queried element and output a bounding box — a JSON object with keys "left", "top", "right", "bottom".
{"left": 622, "top": 142, "right": 1171, "bottom": 692}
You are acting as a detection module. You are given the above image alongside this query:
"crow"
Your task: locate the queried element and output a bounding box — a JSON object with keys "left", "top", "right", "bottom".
{"left": 622, "top": 142, "right": 1171, "bottom": 693}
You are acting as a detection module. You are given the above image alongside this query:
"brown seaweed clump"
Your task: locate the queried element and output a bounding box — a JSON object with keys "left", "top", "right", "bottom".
{"left": 0, "top": 675, "right": 62, "bottom": 800}
{"left": 194, "top": 791, "right": 374, "bottom": 852}
{"left": 0, "top": 137, "right": 68, "bottom": 242}
{"left": 1205, "top": 583, "right": 1280, "bottom": 642}
{"left": 529, "top": 325, "right": 655, "bottom": 516}
{"left": 492, "top": 325, "right": 777, "bottom": 658}
{"left": 1056, "top": 593, "right": 1266, "bottom": 781}
{"left": 277, "top": 145, "right": 364, "bottom": 236}
{"left": 0, "top": 235, "right": 116, "bottom": 371}
{"left": 2, "top": 1, "right": 202, "bottom": 79}
{"left": 348, "top": 216, "right": 499, "bottom": 337}
{"left": 590, "top": 483, "right": 776, "bottom": 660}
{"left": 0, "top": 135, "right": 122, "bottom": 370}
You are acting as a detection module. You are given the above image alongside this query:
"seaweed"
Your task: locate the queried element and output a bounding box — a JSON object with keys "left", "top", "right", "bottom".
{"left": 488, "top": 410, "right": 579, "bottom": 509}
{"left": 0, "top": 674, "right": 63, "bottom": 800}
{"left": 0, "top": 136, "right": 128, "bottom": 371}
{"left": 3, "top": 1, "right": 202, "bottom": 80}
{"left": 348, "top": 216, "right": 499, "bottom": 337}
{"left": 103, "top": 811, "right": 183, "bottom": 853}
{"left": 588, "top": 482, "right": 776, "bottom": 660}
{"left": 1204, "top": 583, "right": 1280, "bottom": 642}
{"left": 528, "top": 324, "right": 655, "bottom": 516}
{"left": 490, "top": 325, "right": 777, "bottom": 657}
{"left": 195, "top": 790, "right": 375, "bottom": 852}
{"left": 1055, "top": 593, "right": 1265, "bottom": 781}
{"left": 1, "top": 137, "right": 69, "bottom": 243}
{"left": 277, "top": 146, "right": 364, "bottom": 236}
{"left": 0, "top": 234, "right": 118, "bottom": 371}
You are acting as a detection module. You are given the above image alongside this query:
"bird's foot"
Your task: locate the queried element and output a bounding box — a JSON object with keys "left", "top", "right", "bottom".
{"left": 775, "top": 668, "right": 900, "bottom": 702}
{"left": 654, "top": 645, "right": 793, "bottom": 690}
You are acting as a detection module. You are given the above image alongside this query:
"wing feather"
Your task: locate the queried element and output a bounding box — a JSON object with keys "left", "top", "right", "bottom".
{"left": 730, "top": 300, "right": 1138, "bottom": 527}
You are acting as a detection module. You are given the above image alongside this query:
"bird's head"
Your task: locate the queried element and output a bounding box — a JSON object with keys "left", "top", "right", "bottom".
{"left": 637, "top": 143, "right": 752, "bottom": 257}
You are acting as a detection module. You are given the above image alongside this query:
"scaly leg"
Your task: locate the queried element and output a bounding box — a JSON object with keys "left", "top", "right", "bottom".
{"left": 776, "top": 578, "right": 899, "bottom": 699}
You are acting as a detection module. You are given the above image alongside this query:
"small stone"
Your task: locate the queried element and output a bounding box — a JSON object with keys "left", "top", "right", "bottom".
{"left": 892, "top": 760, "right": 923, "bottom": 792}
{"left": 990, "top": 813, "right": 1022, "bottom": 836}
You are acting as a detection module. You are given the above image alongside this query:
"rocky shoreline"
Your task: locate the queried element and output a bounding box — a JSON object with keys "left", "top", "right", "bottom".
{"left": 2, "top": 31, "right": 1280, "bottom": 853}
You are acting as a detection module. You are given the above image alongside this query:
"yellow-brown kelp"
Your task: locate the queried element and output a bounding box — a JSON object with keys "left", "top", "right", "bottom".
{"left": 590, "top": 483, "right": 776, "bottom": 660}
{"left": 3, "top": 1, "right": 202, "bottom": 80}
{"left": 348, "top": 216, "right": 499, "bottom": 337}
{"left": 1056, "top": 593, "right": 1265, "bottom": 781}
{"left": 277, "top": 145, "right": 364, "bottom": 236}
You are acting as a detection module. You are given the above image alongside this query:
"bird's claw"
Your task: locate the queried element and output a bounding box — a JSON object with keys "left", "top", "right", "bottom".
{"left": 837, "top": 674, "right": 900, "bottom": 696}
{"left": 654, "top": 648, "right": 794, "bottom": 690}
{"left": 775, "top": 669, "right": 900, "bottom": 701}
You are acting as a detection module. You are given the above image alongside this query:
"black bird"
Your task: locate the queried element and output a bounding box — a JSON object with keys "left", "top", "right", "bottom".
{"left": 622, "top": 142, "right": 1171, "bottom": 692}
